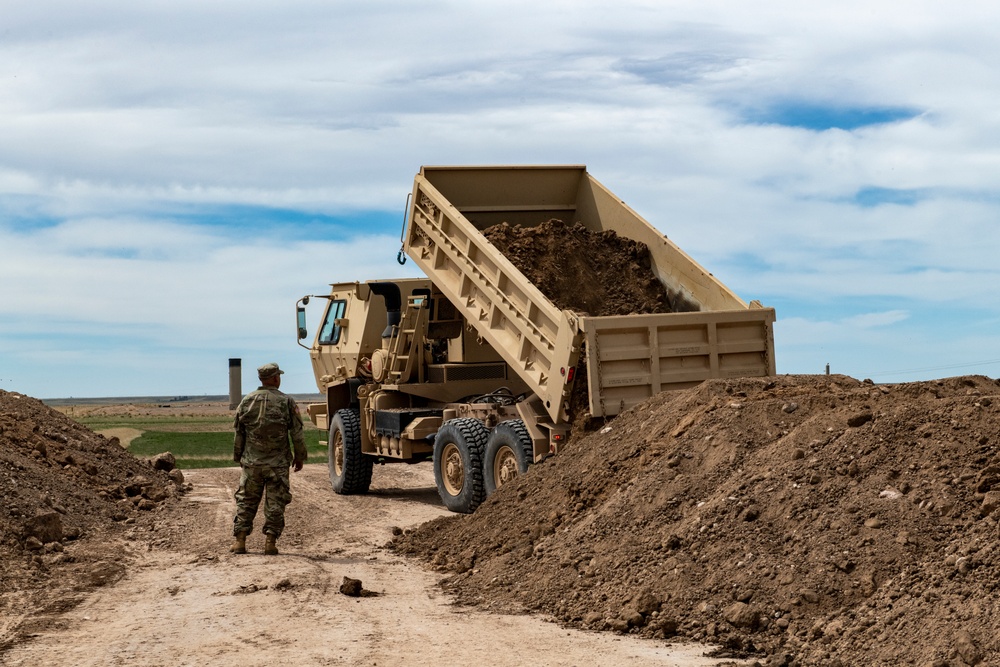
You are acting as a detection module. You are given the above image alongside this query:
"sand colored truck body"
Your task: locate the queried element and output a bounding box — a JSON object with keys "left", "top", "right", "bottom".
{"left": 301, "top": 165, "right": 775, "bottom": 512}
{"left": 405, "top": 165, "right": 776, "bottom": 422}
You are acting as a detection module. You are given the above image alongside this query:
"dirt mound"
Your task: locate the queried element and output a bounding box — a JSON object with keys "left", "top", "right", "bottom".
{"left": 482, "top": 219, "right": 678, "bottom": 316}
{"left": 394, "top": 374, "right": 1000, "bottom": 666}
{"left": 0, "top": 390, "right": 183, "bottom": 649}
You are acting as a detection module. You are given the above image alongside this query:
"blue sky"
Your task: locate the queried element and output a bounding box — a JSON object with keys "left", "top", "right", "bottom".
{"left": 2, "top": 1, "right": 999, "bottom": 398}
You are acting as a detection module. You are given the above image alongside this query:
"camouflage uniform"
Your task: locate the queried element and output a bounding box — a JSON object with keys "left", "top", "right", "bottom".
{"left": 232, "top": 372, "right": 307, "bottom": 539}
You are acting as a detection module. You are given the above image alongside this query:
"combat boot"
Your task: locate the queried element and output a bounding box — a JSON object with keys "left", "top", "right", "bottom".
{"left": 264, "top": 534, "right": 278, "bottom": 556}
{"left": 230, "top": 532, "right": 248, "bottom": 554}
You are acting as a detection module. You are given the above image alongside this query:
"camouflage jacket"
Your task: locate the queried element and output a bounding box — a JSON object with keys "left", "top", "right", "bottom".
{"left": 233, "top": 386, "right": 307, "bottom": 468}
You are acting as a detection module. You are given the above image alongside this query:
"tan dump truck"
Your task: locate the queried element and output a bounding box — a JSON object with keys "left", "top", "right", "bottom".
{"left": 296, "top": 165, "right": 776, "bottom": 512}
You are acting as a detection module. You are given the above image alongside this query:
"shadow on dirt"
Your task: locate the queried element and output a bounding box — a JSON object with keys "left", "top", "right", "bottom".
{"left": 370, "top": 485, "right": 443, "bottom": 508}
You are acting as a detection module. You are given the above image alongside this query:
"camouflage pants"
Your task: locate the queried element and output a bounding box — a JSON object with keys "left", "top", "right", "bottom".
{"left": 233, "top": 465, "right": 292, "bottom": 538}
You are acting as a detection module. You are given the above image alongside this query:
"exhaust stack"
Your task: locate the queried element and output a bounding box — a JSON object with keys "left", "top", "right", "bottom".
{"left": 229, "top": 358, "right": 242, "bottom": 409}
{"left": 368, "top": 282, "right": 403, "bottom": 339}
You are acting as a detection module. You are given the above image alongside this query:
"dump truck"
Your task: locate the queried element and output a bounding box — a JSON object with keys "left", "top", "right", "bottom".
{"left": 296, "top": 165, "right": 776, "bottom": 512}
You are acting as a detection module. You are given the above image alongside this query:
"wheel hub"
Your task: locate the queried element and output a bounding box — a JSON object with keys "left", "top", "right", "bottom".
{"left": 494, "top": 446, "right": 518, "bottom": 487}
{"left": 442, "top": 443, "right": 464, "bottom": 495}
{"left": 334, "top": 434, "right": 344, "bottom": 475}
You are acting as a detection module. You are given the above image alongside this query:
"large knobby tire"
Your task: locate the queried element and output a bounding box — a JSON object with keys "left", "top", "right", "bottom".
{"left": 433, "top": 418, "right": 489, "bottom": 513}
{"left": 483, "top": 419, "right": 533, "bottom": 497}
{"left": 329, "top": 409, "right": 372, "bottom": 495}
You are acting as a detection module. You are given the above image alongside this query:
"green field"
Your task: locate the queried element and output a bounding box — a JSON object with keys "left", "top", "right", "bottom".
{"left": 130, "top": 431, "right": 329, "bottom": 469}
{"left": 72, "top": 412, "right": 327, "bottom": 469}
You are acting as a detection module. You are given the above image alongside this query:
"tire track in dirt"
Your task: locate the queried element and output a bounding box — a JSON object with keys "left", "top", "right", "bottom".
{"left": 4, "top": 464, "right": 738, "bottom": 667}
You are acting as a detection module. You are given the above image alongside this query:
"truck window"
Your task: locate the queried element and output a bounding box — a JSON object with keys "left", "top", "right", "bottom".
{"left": 318, "top": 299, "right": 347, "bottom": 345}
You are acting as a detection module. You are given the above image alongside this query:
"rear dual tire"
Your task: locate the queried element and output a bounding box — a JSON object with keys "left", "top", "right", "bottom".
{"left": 434, "top": 418, "right": 534, "bottom": 513}
{"left": 483, "top": 420, "right": 533, "bottom": 496}
{"left": 433, "top": 418, "right": 489, "bottom": 513}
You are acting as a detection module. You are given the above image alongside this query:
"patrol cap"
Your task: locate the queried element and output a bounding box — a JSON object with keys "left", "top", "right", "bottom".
{"left": 257, "top": 362, "right": 284, "bottom": 379}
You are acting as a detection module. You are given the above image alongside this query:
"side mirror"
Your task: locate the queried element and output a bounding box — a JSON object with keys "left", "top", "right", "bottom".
{"left": 296, "top": 306, "right": 308, "bottom": 340}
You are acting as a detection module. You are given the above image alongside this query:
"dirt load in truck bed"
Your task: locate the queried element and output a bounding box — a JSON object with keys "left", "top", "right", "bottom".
{"left": 482, "top": 219, "right": 678, "bottom": 316}
{"left": 394, "top": 373, "right": 1000, "bottom": 666}
{"left": 484, "top": 218, "right": 684, "bottom": 439}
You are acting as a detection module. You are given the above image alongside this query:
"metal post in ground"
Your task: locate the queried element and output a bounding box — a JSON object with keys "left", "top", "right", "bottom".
{"left": 229, "top": 358, "right": 242, "bottom": 409}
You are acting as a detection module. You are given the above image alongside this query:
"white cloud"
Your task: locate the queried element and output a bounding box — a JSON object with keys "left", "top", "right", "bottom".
{"left": 0, "top": 217, "right": 412, "bottom": 336}
{"left": 843, "top": 310, "right": 910, "bottom": 329}
{"left": 3, "top": 0, "right": 1000, "bottom": 395}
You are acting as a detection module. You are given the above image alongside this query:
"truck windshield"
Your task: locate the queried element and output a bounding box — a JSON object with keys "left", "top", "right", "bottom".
{"left": 318, "top": 299, "right": 346, "bottom": 345}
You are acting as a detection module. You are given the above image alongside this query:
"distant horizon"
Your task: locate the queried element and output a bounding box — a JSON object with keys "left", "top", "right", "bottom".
{"left": 37, "top": 392, "right": 325, "bottom": 406}
{"left": 24, "top": 367, "right": 1000, "bottom": 407}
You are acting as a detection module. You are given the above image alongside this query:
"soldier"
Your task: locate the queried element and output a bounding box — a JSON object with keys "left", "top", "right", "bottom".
{"left": 230, "top": 362, "right": 307, "bottom": 555}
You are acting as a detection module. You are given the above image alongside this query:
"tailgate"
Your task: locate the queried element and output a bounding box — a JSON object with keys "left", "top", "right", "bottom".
{"left": 580, "top": 308, "right": 777, "bottom": 418}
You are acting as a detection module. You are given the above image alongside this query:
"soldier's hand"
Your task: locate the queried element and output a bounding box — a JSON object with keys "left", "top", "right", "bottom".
{"left": 293, "top": 459, "right": 304, "bottom": 472}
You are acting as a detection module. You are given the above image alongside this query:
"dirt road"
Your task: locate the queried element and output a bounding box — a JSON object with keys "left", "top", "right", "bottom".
{"left": 4, "top": 462, "right": 734, "bottom": 667}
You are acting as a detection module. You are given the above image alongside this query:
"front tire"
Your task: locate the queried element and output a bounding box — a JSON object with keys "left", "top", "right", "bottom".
{"left": 484, "top": 420, "right": 533, "bottom": 496}
{"left": 329, "top": 409, "right": 372, "bottom": 494}
{"left": 433, "top": 418, "right": 489, "bottom": 513}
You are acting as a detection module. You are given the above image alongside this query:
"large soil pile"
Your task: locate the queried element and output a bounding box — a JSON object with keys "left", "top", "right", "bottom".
{"left": 0, "top": 390, "right": 183, "bottom": 649}
{"left": 482, "top": 219, "right": 680, "bottom": 316}
{"left": 394, "top": 374, "right": 1000, "bottom": 666}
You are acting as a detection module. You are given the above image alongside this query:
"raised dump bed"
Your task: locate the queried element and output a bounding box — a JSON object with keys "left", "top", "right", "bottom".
{"left": 404, "top": 165, "right": 776, "bottom": 425}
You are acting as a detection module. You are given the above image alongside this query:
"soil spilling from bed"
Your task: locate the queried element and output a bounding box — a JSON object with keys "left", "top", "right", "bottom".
{"left": 483, "top": 219, "right": 691, "bottom": 439}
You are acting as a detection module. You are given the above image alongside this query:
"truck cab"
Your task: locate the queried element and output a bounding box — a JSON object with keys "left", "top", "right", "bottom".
{"left": 298, "top": 277, "right": 536, "bottom": 513}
